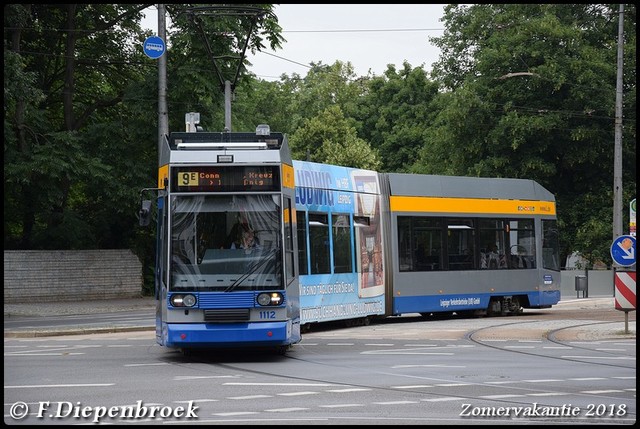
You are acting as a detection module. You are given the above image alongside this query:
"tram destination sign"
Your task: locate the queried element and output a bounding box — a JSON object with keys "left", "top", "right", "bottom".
{"left": 172, "top": 166, "right": 281, "bottom": 193}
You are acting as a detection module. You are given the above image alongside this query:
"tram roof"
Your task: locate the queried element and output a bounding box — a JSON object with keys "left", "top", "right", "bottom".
{"left": 160, "top": 131, "right": 292, "bottom": 165}
{"left": 168, "top": 131, "right": 285, "bottom": 149}
{"left": 386, "top": 173, "right": 555, "bottom": 202}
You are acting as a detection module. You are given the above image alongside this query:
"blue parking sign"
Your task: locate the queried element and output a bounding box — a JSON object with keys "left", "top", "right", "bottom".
{"left": 611, "top": 235, "right": 636, "bottom": 267}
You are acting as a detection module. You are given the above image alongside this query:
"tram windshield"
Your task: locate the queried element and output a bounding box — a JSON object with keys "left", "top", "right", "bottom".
{"left": 169, "top": 194, "right": 283, "bottom": 291}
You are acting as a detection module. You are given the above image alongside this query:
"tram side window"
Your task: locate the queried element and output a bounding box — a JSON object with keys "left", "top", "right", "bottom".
{"left": 284, "top": 197, "right": 295, "bottom": 282}
{"left": 414, "top": 217, "right": 443, "bottom": 271}
{"left": 447, "top": 219, "right": 475, "bottom": 270}
{"left": 508, "top": 219, "right": 536, "bottom": 269}
{"left": 542, "top": 220, "right": 560, "bottom": 271}
{"left": 332, "top": 213, "right": 352, "bottom": 273}
{"left": 478, "top": 219, "right": 508, "bottom": 269}
{"left": 158, "top": 197, "right": 167, "bottom": 299}
{"left": 397, "top": 217, "right": 413, "bottom": 271}
{"left": 296, "top": 211, "right": 309, "bottom": 276}
{"left": 397, "top": 216, "right": 443, "bottom": 272}
{"left": 309, "top": 213, "right": 330, "bottom": 274}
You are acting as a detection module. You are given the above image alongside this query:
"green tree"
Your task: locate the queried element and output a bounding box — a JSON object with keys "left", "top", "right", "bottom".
{"left": 4, "top": 4, "right": 285, "bottom": 250}
{"left": 162, "top": 4, "right": 284, "bottom": 132}
{"left": 4, "top": 4, "right": 152, "bottom": 249}
{"left": 354, "top": 62, "right": 440, "bottom": 173}
{"left": 288, "top": 61, "right": 365, "bottom": 128}
{"left": 289, "top": 105, "right": 381, "bottom": 170}
{"left": 4, "top": 4, "right": 285, "bottom": 293}
{"left": 230, "top": 77, "right": 297, "bottom": 135}
{"left": 421, "top": 4, "right": 636, "bottom": 265}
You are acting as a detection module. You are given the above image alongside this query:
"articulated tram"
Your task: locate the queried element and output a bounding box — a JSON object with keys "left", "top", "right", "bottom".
{"left": 141, "top": 124, "right": 560, "bottom": 352}
{"left": 295, "top": 160, "right": 561, "bottom": 328}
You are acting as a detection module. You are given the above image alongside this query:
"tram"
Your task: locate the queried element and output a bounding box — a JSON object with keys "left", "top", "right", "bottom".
{"left": 140, "top": 124, "right": 301, "bottom": 352}
{"left": 294, "top": 161, "right": 561, "bottom": 328}
{"left": 140, "top": 122, "right": 561, "bottom": 350}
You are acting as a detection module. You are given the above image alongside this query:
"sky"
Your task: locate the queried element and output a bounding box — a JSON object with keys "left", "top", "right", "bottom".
{"left": 142, "top": 4, "right": 447, "bottom": 81}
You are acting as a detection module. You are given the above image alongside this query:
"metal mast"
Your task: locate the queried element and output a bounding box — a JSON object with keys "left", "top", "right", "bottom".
{"left": 187, "top": 6, "right": 271, "bottom": 132}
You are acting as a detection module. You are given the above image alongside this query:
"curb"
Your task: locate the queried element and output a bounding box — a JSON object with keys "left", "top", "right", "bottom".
{"left": 4, "top": 325, "right": 154, "bottom": 338}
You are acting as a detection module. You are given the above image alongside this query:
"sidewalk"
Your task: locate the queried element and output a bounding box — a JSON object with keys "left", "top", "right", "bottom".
{"left": 4, "top": 296, "right": 155, "bottom": 318}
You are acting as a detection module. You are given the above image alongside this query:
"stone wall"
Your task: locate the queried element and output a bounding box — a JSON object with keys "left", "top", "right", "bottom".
{"left": 3, "top": 249, "right": 617, "bottom": 303}
{"left": 4, "top": 250, "right": 143, "bottom": 303}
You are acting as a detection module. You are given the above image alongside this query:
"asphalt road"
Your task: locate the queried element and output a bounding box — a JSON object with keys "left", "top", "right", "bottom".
{"left": 4, "top": 300, "right": 636, "bottom": 425}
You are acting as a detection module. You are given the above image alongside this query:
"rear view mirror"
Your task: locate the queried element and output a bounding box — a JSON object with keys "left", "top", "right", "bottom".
{"left": 139, "top": 200, "right": 152, "bottom": 227}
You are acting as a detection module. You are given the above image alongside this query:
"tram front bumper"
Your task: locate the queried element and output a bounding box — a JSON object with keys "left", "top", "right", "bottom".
{"left": 162, "top": 321, "right": 292, "bottom": 349}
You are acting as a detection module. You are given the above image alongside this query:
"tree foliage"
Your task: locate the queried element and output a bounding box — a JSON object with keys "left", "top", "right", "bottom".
{"left": 4, "top": 4, "right": 153, "bottom": 249}
{"left": 354, "top": 62, "right": 440, "bottom": 172}
{"left": 289, "top": 105, "right": 381, "bottom": 170}
{"left": 4, "top": 4, "right": 285, "bottom": 294}
{"left": 423, "top": 4, "right": 636, "bottom": 264}
{"left": 4, "top": 4, "right": 636, "bottom": 284}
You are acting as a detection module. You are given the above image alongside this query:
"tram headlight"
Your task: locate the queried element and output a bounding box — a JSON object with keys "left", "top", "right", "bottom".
{"left": 182, "top": 294, "right": 197, "bottom": 307}
{"left": 171, "top": 294, "right": 197, "bottom": 307}
{"left": 257, "top": 292, "right": 283, "bottom": 306}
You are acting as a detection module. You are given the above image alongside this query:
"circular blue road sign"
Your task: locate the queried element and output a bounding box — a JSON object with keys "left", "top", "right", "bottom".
{"left": 610, "top": 235, "right": 636, "bottom": 267}
{"left": 143, "top": 36, "right": 165, "bottom": 59}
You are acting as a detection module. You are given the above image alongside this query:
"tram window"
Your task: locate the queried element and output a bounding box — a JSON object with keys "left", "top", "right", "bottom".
{"left": 308, "top": 213, "right": 330, "bottom": 274}
{"left": 542, "top": 220, "right": 560, "bottom": 271}
{"left": 397, "top": 217, "right": 413, "bottom": 271}
{"left": 478, "top": 219, "right": 507, "bottom": 269}
{"left": 158, "top": 197, "right": 167, "bottom": 299}
{"left": 284, "top": 197, "right": 295, "bottom": 282}
{"left": 398, "top": 216, "right": 443, "bottom": 272}
{"left": 414, "top": 217, "right": 442, "bottom": 271}
{"left": 296, "top": 211, "right": 309, "bottom": 275}
{"left": 507, "top": 219, "right": 535, "bottom": 269}
{"left": 447, "top": 219, "right": 475, "bottom": 270}
{"left": 332, "top": 213, "right": 352, "bottom": 273}
{"left": 415, "top": 230, "right": 442, "bottom": 271}
{"left": 172, "top": 212, "right": 196, "bottom": 265}
{"left": 196, "top": 212, "right": 227, "bottom": 261}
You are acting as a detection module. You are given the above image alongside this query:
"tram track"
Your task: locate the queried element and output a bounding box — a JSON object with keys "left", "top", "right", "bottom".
{"left": 143, "top": 298, "right": 635, "bottom": 424}
{"left": 152, "top": 313, "right": 634, "bottom": 425}
{"left": 467, "top": 318, "right": 636, "bottom": 370}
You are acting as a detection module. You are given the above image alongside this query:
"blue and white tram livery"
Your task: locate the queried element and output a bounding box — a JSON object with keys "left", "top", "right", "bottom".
{"left": 293, "top": 161, "right": 387, "bottom": 326}
{"left": 293, "top": 162, "right": 561, "bottom": 327}
{"left": 145, "top": 126, "right": 301, "bottom": 351}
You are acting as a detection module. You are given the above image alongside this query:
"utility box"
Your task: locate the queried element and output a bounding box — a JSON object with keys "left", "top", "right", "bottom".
{"left": 575, "top": 275, "right": 588, "bottom": 298}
